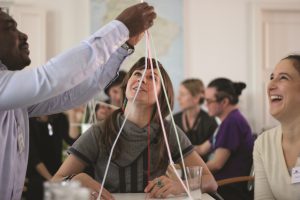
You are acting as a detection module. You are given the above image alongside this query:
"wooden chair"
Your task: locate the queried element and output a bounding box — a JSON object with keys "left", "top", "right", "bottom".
{"left": 217, "top": 175, "right": 254, "bottom": 187}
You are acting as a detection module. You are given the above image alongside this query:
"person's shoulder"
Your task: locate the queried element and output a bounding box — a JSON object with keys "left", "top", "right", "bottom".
{"left": 255, "top": 125, "right": 281, "bottom": 148}
{"left": 229, "top": 109, "right": 247, "bottom": 120}
{"left": 80, "top": 121, "right": 105, "bottom": 138}
{"left": 226, "top": 109, "right": 250, "bottom": 127}
{"left": 200, "top": 109, "right": 216, "bottom": 122}
{"left": 166, "top": 120, "right": 185, "bottom": 138}
{"left": 258, "top": 126, "right": 281, "bottom": 140}
{"left": 173, "top": 111, "right": 183, "bottom": 119}
{"left": 91, "top": 121, "right": 105, "bottom": 134}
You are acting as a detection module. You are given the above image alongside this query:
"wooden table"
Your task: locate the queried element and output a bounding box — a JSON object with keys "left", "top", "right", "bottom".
{"left": 112, "top": 191, "right": 215, "bottom": 200}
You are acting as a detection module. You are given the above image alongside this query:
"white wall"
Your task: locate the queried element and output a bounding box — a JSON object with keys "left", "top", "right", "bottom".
{"left": 13, "top": 0, "right": 90, "bottom": 60}
{"left": 184, "top": 0, "right": 300, "bottom": 133}
{"left": 4, "top": 0, "right": 300, "bottom": 133}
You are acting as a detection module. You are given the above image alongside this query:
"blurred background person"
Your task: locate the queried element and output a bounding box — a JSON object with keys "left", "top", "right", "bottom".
{"left": 24, "top": 113, "right": 78, "bottom": 200}
{"left": 95, "top": 100, "right": 113, "bottom": 121}
{"left": 254, "top": 55, "right": 300, "bottom": 199}
{"left": 104, "top": 70, "right": 127, "bottom": 107}
{"left": 67, "top": 105, "right": 86, "bottom": 137}
{"left": 199, "top": 78, "right": 254, "bottom": 200}
{"left": 174, "top": 78, "right": 218, "bottom": 161}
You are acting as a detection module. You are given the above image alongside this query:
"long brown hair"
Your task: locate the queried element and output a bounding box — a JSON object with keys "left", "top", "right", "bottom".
{"left": 100, "top": 57, "right": 174, "bottom": 168}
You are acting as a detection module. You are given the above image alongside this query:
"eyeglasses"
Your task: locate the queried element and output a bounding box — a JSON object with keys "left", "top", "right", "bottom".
{"left": 205, "top": 98, "right": 218, "bottom": 105}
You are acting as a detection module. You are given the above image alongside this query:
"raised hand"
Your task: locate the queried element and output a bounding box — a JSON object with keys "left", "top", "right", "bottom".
{"left": 127, "top": 32, "right": 145, "bottom": 46}
{"left": 116, "top": 2, "right": 156, "bottom": 37}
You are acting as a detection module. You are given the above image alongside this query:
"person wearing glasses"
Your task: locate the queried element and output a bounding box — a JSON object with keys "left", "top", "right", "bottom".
{"left": 198, "top": 78, "right": 254, "bottom": 200}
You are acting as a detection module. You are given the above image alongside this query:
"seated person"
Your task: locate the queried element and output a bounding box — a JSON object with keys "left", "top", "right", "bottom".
{"left": 174, "top": 78, "right": 218, "bottom": 161}
{"left": 95, "top": 100, "right": 113, "bottom": 121}
{"left": 25, "top": 113, "right": 77, "bottom": 200}
{"left": 253, "top": 55, "right": 300, "bottom": 199}
{"left": 67, "top": 105, "right": 86, "bottom": 138}
{"left": 52, "top": 57, "right": 218, "bottom": 199}
{"left": 104, "top": 70, "right": 127, "bottom": 107}
{"left": 199, "top": 78, "right": 254, "bottom": 200}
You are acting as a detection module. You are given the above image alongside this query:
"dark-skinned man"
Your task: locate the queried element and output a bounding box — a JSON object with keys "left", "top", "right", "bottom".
{"left": 0, "top": 3, "right": 156, "bottom": 200}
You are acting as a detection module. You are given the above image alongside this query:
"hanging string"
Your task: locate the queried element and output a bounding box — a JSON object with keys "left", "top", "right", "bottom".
{"left": 146, "top": 41, "right": 152, "bottom": 183}
{"left": 149, "top": 32, "right": 192, "bottom": 196}
{"left": 97, "top": 60, "right": 149, "bottom": 200}
{"left": 145, "top": 31, "right": 193, "bottom": 200}
{"left": 97, "top": 0, "right": 193, "bottom": 198}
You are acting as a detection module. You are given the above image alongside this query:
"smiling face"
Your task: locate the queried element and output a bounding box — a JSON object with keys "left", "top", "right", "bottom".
{"left": 268, "top": 59, "right": 300, "bottom": 122}
{"left": 0, "top": 10, "right": 31, "bottom": 70}
{"left": 125, "top": 68, "right": 161, "bottom": 105}
{"left": 121, "top": 57, "right": 174, "bottom": 120}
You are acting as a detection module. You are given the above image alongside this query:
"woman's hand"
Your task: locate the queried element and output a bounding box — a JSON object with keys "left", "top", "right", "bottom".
{"left": 71, "top": 173, "right": 114, "bottom": 200}
{"left": 90, "top": 188, "right": 114, "bottom": 200}
{"left": 144, "top": 175, "right": 185, "bottom": 198}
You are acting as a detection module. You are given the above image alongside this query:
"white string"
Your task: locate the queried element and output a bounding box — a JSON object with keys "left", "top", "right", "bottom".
{"left": 97, "top": 0, "right": 193, "bottom": 198}
{"left": 149, "top": 32, "right": 193, "bottom": 197}
{"left": 96, "top": 53, "right": 149, "bottom": 200}
{"left": 146, "top": 31, "right": 193, "bottom": 200}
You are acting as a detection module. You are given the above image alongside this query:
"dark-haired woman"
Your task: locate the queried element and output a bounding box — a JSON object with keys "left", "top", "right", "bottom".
{"left": 254, "top": 55, "right": 300, "bottom": 199}
{"left": 52, "top": 58, "right": 217, "bottom": 199}
{"left": 174, "top": 79, "right": 218, "bottom": 162}
{"left": 199, "top": 78, "right": 254, "bottom": 199}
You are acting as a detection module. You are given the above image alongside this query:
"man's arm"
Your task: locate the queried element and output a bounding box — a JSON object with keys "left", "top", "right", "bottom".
{"left": 0, "top": 3, "right": 156, "bottom": 111}
{"left": 27, "top": 46, "right": 128, "bottom": 117}
{"left": 0, "top": 21, "right": 128, "bottom": 111}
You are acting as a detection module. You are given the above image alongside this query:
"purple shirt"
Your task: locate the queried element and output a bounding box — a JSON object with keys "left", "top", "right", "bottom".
{"left": 212, "top": 109, "right": 254, "bottom": 180}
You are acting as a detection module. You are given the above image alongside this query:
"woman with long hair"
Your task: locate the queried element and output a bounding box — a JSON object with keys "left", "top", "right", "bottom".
{"left": 52, "top": 57, "right": 217, "bottom": 199}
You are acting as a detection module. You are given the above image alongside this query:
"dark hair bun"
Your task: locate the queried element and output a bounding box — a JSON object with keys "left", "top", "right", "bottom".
{"left": 233, "top": 82, "right": 246, "bottom": 96}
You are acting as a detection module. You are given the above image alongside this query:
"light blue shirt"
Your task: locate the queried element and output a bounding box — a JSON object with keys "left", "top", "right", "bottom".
{"left": 0, "top": 20, "right": 129, "bottom": 200}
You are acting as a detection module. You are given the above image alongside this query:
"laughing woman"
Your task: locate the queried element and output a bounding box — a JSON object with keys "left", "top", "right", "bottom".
{"left": 52, "top": 57, "right": 217, "bottom": 199}
{"left": 254, "top": 55, "right": 300, "bottom": 199}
